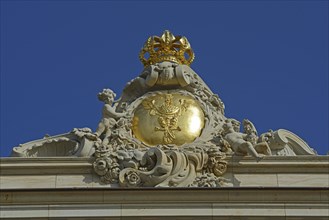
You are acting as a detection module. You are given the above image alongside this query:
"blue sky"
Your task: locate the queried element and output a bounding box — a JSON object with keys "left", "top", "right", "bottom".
{"left": 1, "top": 1, "right": 328, "bottom": 157}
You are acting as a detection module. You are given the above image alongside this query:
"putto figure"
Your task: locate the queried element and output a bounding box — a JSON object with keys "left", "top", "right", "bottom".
{"left": 9, "top": 30, "right": 318, "bottom": 189}
{"left": 223, "top": 119, "right": 270, "bottom": 159}
{"left": 94, "top": 89, "right": 125, "bottom": 145}
{"left": 242, "top": 119, "right": 271, "bottom": 156}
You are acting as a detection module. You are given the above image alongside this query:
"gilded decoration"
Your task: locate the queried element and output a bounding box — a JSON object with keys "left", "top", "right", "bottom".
{"left": 11, "top": 30, "right": 317, "bottom": 188}
{"left": 132, "top": 93, "right": 205, "bottom": 146}
{"left": 139, "top": 30, "right": 195, "bottom": 66}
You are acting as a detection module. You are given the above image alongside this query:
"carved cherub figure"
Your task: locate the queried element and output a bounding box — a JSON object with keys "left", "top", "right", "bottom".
{"left": 242, "top": 119, "right": 272, "bottom": 156}
{"left": 95, "top": 89, "right": 125, "bottom": 145}
{"left": 242, "top": 119, "right": 258, "bottom": 145}
{"left": 223, "top": 119, "right": 263, "bottom": 159}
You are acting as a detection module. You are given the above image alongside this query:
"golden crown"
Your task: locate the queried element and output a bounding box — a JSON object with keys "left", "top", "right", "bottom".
{"left": 139, "top": 30, "right": 195, "bottom": 66}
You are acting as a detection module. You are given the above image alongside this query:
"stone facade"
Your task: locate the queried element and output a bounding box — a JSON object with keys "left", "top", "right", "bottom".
{"left": 1, "top": 31, "right": 328, "bottom": 219}
{"left": 1, "top": 156, "right": 328, "bottom": 219}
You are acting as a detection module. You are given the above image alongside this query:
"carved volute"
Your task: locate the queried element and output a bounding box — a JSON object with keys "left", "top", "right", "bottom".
{"left": 11, "top": 30, "right": 316, "bottom": 188}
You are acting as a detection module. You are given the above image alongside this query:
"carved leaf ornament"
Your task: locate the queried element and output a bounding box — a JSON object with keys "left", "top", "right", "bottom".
{"left": 10, "top": 31, "right": 316, "bottom": 188}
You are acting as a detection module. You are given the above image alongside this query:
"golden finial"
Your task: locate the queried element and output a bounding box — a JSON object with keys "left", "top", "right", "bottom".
{"left": 139, "top": 30, "right": 195, "bottom": 66}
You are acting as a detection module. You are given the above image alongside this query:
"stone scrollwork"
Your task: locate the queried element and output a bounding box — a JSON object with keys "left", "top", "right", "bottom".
{"left": 258, "top": 129, "right": 317, "bottom": 156}
{"left": 93, "top": 139, "right": 230, "bottom": 187}
{"left": 91, "top": 87, "right": 231, "bottom": 187}
{"left": 10, "top": 127, "right": 97, "bottom": 157}
{"left": 91, "top": 62, "right": 316, "bottom": 187}
{"left": 10, "top": 31, "right": 318, "bottom": 188}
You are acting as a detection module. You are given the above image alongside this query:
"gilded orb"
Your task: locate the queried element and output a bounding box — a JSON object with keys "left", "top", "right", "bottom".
{"left": 132, "top": 93, "right": 205, "bottom": 146}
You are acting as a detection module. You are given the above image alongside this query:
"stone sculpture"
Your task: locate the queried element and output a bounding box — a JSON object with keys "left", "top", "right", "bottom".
{"left": 11, "top": 30, "right": 317, "bottom": 188}
{"left": 94, "top": 88, "right": 126, "bottom": 145}
{"left": 224, "top": 119, "right": 263, "bottom": 159}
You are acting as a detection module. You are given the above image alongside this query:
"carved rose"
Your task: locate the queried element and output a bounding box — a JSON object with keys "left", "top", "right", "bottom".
{"left": 189, "top": 173, "right": 227, "bottom": 187}
{"left": 100, "top": 163, "right": 120, "bottom": 184}
{"left": 110, "top": 166, "right": 121, "bottom": 180}
{"left": 126, "top": 171, "right": 141, "bottom": 187}
{"left": 97, "top": 144, "right": 112, "bottom": 153}
{"left": 94, "top": 159, "right": 121, "bottom": 184}
{"left": 213, "top": 160, "right": 227, "bottom": 176}
{"left": 93, "top": 159, "right": 108, "bottom": 176}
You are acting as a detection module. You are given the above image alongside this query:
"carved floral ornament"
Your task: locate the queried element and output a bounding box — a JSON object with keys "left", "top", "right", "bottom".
{"left": 92, "top": 89, "right": 231, "bottom": 187}
{"left": 11, "top": 31, "right": 317, "bottom": 187}
{"left": 91, "top": 31, "right": 316, "bottom": 187}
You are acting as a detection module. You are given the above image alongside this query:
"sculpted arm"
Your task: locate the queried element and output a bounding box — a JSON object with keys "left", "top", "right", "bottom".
{"left": 103, "top": 104, "right": 126, "bottom": 120}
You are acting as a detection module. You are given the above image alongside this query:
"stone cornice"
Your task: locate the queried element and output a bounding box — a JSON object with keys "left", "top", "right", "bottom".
{"left": 1, "top": 156, "right": 328, "bottom": 175}
{"left": 1, "top": 188, "right": 328, "bottom": 205}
